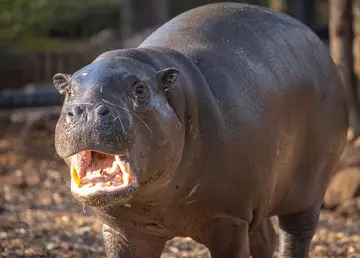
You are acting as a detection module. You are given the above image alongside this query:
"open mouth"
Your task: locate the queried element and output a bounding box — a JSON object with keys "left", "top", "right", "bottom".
{"left": 69, "top": 150, "right": 138, "bottom": 199}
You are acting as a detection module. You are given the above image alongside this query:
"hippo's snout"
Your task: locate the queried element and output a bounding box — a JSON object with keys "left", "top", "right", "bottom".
{"left": 55, "top": 101, "right": 135, "bottom": 159}
{"left": 65, "top": 104, "right": 112, "bottom": 126}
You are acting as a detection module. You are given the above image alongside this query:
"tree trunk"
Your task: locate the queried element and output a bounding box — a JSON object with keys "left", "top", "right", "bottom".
{"left": 329, "top": 0, "right": 360, "bottom": 140}
{"left": 152, "top": 0, "right": 169, "bottom": 26}
{"left": 286, "top": 0, "right": 314, "bottom": 26}
{"left": 268, "top": 0, "right": 287, "bottom": 13}
{"left": 120, "top": 0, "right": 133, "bottom": 41}
{"left": 352, "top": 1, "right": 360, "bottom": 137}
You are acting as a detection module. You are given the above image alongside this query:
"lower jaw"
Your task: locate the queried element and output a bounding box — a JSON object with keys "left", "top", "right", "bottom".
{"left": 71, "top": 181, "right": 139, "bottom": 207}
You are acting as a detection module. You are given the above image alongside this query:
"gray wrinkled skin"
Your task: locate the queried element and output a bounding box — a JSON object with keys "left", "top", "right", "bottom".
{"left": 54, "top": 3, "right": 348, "bottom": 258}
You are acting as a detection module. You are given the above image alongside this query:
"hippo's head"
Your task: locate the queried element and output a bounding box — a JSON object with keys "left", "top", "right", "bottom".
{"left": 53, "top": 50, "right": 185, "bottom": 207}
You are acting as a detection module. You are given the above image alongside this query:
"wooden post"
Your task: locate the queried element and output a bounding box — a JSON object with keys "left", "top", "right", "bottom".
{"left": 330, "top": 0, "right": 360, "bottom": 139}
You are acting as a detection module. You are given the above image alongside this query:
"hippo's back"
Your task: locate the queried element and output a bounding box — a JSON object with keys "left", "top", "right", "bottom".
{"left": 140, "top": 3, "right": 321, "bottom": 66}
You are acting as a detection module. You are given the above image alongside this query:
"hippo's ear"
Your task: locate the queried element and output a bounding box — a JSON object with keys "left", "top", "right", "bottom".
{"left": 157, "top": 68, "right": 179, "bottom": 90}
{"left": 53, "top": 73, "right": 71, "bottom": 94}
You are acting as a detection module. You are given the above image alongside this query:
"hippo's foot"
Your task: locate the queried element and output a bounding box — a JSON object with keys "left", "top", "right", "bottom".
{"left": 277, "top": 201, "right": 321, "bottom": 258}
{"left": 102, "top": 224, "right": 167, "bottom": 258}
{"left": 203, "top": 215, "right": 250, "bottom": 258}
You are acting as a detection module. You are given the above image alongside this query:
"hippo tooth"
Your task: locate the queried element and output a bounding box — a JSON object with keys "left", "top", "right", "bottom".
{"left": 106, "top": 181, "right": 112, "bottom": 186}
{"left": 112, "top": 160, "right": 119, "bottom": 172}
{"left": 115, "top": 155, "right": 130, "bottom": 185}
{"left": 71, "top": 165, "right": 82, "bottom": 187}
{"left": 122, "top": 163, "right": 130, "bottom": 185}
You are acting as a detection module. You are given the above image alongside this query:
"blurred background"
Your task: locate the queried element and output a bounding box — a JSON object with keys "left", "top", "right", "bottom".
{"left": 0, "top": 1, "right": 359, "bottom": 257}
{"left": 0, "top": 0, "right": 329, "bottom": 94}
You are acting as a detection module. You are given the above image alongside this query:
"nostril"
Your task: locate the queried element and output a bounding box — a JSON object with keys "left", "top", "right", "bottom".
{"left": 66, "top": 106, "right": 83, "bottom": 119}
{"left": 97, "top": 105, "right": 111, "bottom": 117}
{"left": 100, "top": 108, "right": 110, "bottom": 116}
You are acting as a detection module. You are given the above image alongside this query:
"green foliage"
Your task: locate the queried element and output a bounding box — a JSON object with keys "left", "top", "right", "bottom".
{"left": 0, "top": 0, "right": 120, "bottom": 42}
{"left": 0, "top": 0, "right": 267, "bottom": 51}
{"left": 1, "top": 0, "right": 66, "bottom": 40}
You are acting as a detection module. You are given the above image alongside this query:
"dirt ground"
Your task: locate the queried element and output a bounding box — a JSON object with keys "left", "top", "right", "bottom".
{"left": 0, "top": 114, "right": 359, "bottom": 258}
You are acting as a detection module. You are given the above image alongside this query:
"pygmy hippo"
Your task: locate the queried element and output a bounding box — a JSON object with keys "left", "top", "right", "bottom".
{"left": 53, "top": 2, "right": 348, "bottom": 258}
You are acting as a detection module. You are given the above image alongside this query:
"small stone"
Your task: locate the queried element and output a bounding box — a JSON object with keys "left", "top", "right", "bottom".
{"left": 79, "top": 226, "right": 91, "bottom": 234}
{"left": 47, "top": 243, "right": 55, "bottom": 250}
{"left": 0, "top": 232, "right": 8, "bottom": 239}
{"left": 16, "top": 228, "right": 26, "bottom": 234}
{"left": 313, "top": 245, "right": 327, "bottom": 253}
{"left": 25, "top": 248, "right": 37, "bottom": 255}
{"left": 48, "top": 169, "right": 61, "bottom": 179}
{"left": 348, "top": 246, "right": 356, "bottom": 253}
{"left": 14, "top": 170, "right": 22, "bottom": 177}
{"left": 52, "top": 192, "right": 63, "bottom": 204}
{"left": 40, "top": 196, "right": 52, "bottom": 205}
{"left": 3, "top": 186, "right": 18, "bottom": 202}
{"left": 26, "top": 173, "right": 40, "bottom": 186}
{"left": 61, "top": 215, "right": 69, "bottom": 223}
{"left": 43, "top": 180, "right": 52, "bottom": 188}
{"left": 76, "top": 218, "right": 85, "bottom": 227}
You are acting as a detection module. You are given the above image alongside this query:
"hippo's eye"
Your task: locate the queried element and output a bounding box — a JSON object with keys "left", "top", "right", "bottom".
{"left": 133, "top": 81, "right": 148, "bottom": 101}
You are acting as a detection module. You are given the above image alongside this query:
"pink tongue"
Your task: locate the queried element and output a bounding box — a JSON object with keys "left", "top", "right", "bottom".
{"left": 73, "top": 152, "right": 117, "bottom": 178}
{"left": 86, "top": 156, "right": 114, "bottom": 174}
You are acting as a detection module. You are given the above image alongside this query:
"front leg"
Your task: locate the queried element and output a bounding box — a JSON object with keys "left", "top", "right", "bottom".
{"left": 278, "top": 201, "right": 321, "bottom": 258}
{"left": 102, "top": 224, "right": 167, "bottom": 258}
{"left": 203, "top": 215, "right": 250, "bottom": 258}
{"left": 249, "top": 217, "right": 277, "bottom": 258}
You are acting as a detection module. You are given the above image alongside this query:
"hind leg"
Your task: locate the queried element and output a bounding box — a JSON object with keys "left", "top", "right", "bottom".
{"left": 277, "top": 201, "right": 321, "bottom": 258}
